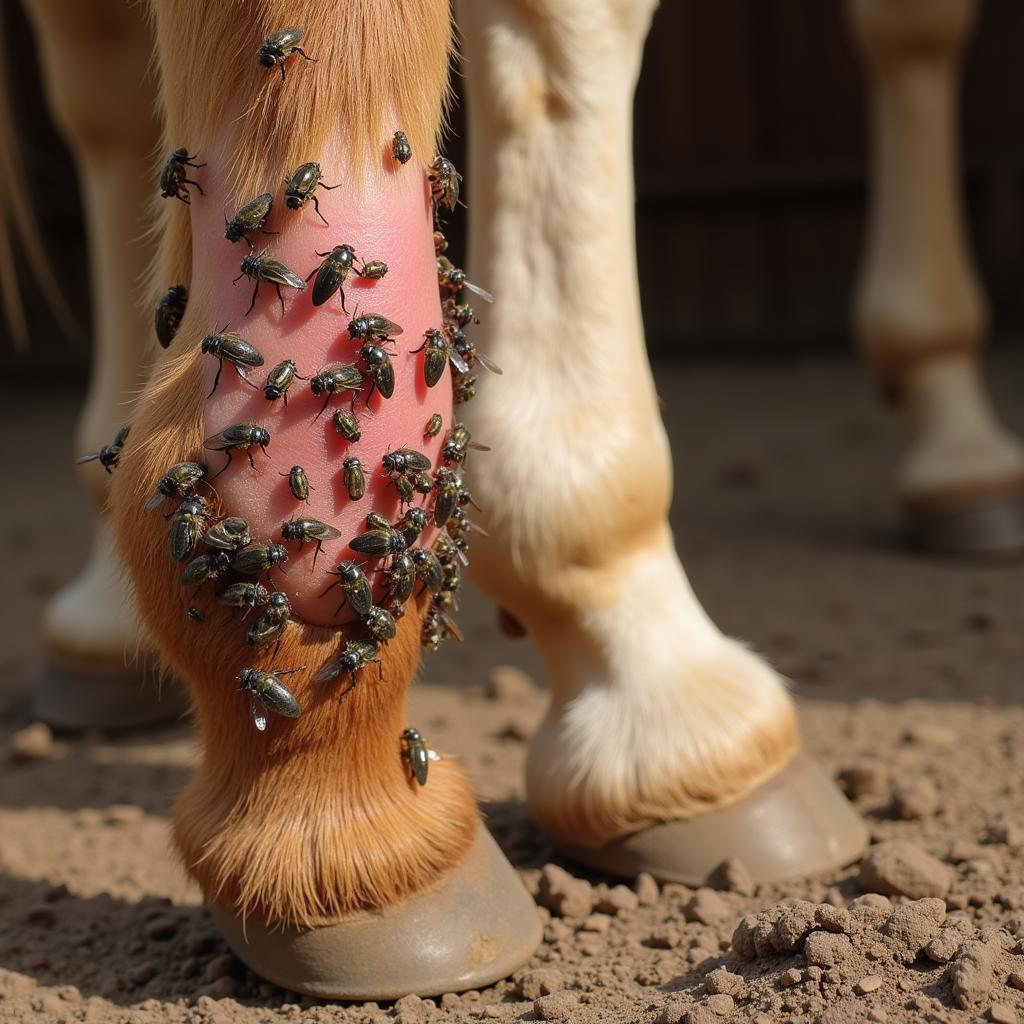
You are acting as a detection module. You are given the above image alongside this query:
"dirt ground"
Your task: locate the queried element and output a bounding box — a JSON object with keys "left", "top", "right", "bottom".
{"left": 2, "top": 355, "right": 1023, "bottom": 1024}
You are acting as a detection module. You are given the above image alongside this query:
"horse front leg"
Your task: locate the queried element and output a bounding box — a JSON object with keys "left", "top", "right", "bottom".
{"left": 458, "top": 0, "right": 867, "bottom": 884}
{"left": 109, "top": 0, "right": 539, "bottom": 998}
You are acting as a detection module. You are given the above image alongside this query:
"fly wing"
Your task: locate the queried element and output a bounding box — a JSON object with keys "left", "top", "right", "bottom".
{"left": 476, "top": 351, "right": 503, "bottom": 375}
{"left": 312, "top": 658, "right": 342, "bottom": 684}
{"left": 462, "top": 279, "right": 495, "bottom": 303}
{"left": 261, "top": 260, "right": 307, "bottom": 291}
{"left": 144, "top": 489, "right": 166, "bottom": 511}
{"left": 204, "top": 425, "right": 248, "bottom": 450}
{"left": 75, "top": 452, "right": 102, "bottom": 466}
{"left": 377, "top": 317, "right": 404, "bottom": 337}
{"left": 250, "top": 695, "right": 268, "bottom": 731}
{"left": 313, "top": 522, "right": 342, "bottom": 541}
{"left": 448, "top": 349, "right": 470, "bottom": 375}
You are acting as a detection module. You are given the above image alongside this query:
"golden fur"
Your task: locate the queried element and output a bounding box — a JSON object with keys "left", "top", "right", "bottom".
{"left": 110, "top": 299, "right": 476, "bottom": 926}
{"left": 103, "top": 0, "right": 476, "bottom": 926}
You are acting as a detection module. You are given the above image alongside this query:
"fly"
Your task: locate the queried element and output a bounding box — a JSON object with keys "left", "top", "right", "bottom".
{"left": 382, "top": 553, "right": 415, "bottom": 609}
{"left": 280, "top": 517, "right": 341, "bottom": 569}
{"left": 308, "top": 244, "right": 357, "bottom": 309}
{"left": 159, "top": 148, "right": 205, "bottom": 203}
{"left": 359, "top": 260, "right": 388, "bottom": 280}
{"left": 333, "top": 408, "right": 361, "bottom": 441}
{"left": 180, "top": 550, "right": 231, "bottom": 589}
{"left": 429, "top": 156, "right": 462, "bottom": 215}
{"left": 231, "top": 542, "right": 288, "bottom": 578}
{"left": 437, "top": 256, "right": 494, "bottom": 303}
{"left": 363, "top": 605, "right": 396, "bottom": 641}
{"left": 347, "top": 313, "right": 403, "bottom": 342}
{"left": 312, "top": 639, "right": 381, "bottom": 692}
{"left": 310, "top": 362, "right": 363, "bottom": 417}
{"left": 77, "top": 425, "right": 129, "bottom": 474}
{"left": 284, "top": 161, "right": 339, "bottom": 225}
{"left": 263, "top": 359, "right": 307, "bottom": 405}
{"left": 348, "top": 525, "right": 407, "bottom": 558}
{"left": 280, "top": 465, "right": 312, "bottom": 502}
{"left": 235, "top": 251, "right": 306, "bottom": 316}
{"left": 396, "top": 507, "right": 429, "bottom": 546}
{"left": 424, "top": 413, "right": 443, "bottom": 439}
{"left": 203, "top": 423, "right": 271, "bottom": 476}
{"left": 357, "top": 341, "right": 395, "bottom": 401}
{"left": 224, "top": 193, "right": 275, "bottom": 247}
{"left": 238, "top": 667, "right": 303, "bottom": 731}
{"left": 401, "top": 727, "right": 430, "bottom": 786}
{"left": 245, "top": 591, "right": 291, "bottom": 651}
{"left": 168, "top": 497, "right": 211, "bottom": 563}
{"left": 201, "top": 330, "right": 264, "bottom": 395}
{"left": 342, "top": 456, "right": 365, "bottom": 500}
{"left": 412, "top": 328, "right": 463, "bottom": 388}
{"left": 202, "top": 516, "right": 251, "bottom": 551}
{"left": 258, "top": 27, "right": 316, "bottom": 80}
{"left": 216, "top": 581, "right": 270, "bottom": 611}
{"left": 409, "top": 547, "right": 444, "bottom": 593}
{"left": 391, "top": 130, "right": 412, "bottom": 165}
{"left": 146, "top": 461, "right": 207, "bottom": 509}
{"left": 320, "top": 560, "right": 372, "bottom": 617}
{"left": 442, "top": 423, "right": 490, "bottom": 466}
{"left": 154, "top": 285, "right": 187, "bottom": 348}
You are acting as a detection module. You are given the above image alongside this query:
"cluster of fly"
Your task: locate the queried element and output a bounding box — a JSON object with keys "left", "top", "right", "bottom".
{"left": 108, "top": 44, "right": 493, "bottom": 775}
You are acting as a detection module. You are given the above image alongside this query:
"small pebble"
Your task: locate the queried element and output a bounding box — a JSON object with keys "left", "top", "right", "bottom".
{"left": 9, "top": 722, "right": 65, "bottom": 762}
{"left": 595, "top": 884, "right": 638, "bottom": 916}
{"left": 1007, "top": 972, "right": 1024, "bottom": 991}
{"left": 867, "top": 1010, "right": 888, "bottom": 1023}
{"left": 517, "top": 968, "right": 563, "bottom": 1001}
{"left": 704, "top": 993, "right": 734, "bottom": 1016}
{"left": 990, "top": 1005, "right": 1018, "bottom": 1024}
{"left": 684, "top": 888, "right": 730, "bottom": 925}
{"left": 706, "top": 856, "right": 755, "bottom": 896}
{"left": 195, "top": 976, "right": 236, "bottom": 1000}
{"left": 858, "top": 840, "right": 952, "bottom": 899}
{"left": 534, "top": 991, "right": 579, "bottom": 1022}
{"left": 856, "top": 976, "right": 883, "bottom": 995}
{"left": 635, "top": 872, "right": 660, "bottom": 906}
{"left": 144, "top": 916, "right": 178, "bottom": 941}
{"left": 780, "top": 968, "right": 803, "bottom": 988}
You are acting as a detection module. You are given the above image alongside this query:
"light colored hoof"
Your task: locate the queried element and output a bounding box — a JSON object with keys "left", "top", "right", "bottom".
{"left": 558, "top": 753, "right": 868, "bottom": 887}
{"left": 906, "top": 489, "right": 1024, "bottom": 558}
{"left": 33, "top": 666, "right": 189, "bottom": 731}
{"left": 208, "top": 826, "right": 542, "bottom": 1000}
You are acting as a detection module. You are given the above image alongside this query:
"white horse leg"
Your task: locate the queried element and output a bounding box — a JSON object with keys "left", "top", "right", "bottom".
{"left": 21, "top": 0, "right": 183, "bottom": 727}
{"left": 847, "top": 0, "right": 1024, "bottom": 555}
{"left": 457, "top": 0, "right": 867, "bottom": 883}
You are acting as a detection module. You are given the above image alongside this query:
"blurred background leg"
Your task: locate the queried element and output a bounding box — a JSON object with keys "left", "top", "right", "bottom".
{"left": 458, "top": 0, "right": 867, "bottom": 885}
{"left": 21, "top": 0, "right": 185, "bottom": 727}
{"left": 847, "top": 0, "right": 1024, "bottom": 556}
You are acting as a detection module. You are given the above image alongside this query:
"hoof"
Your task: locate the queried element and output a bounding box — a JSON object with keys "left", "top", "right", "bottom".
{"left": 33, "top": 665, "right": 189, "bottom": 731}
{"left": 208, "top": 826, "right": 541, "bottom": 1000}
{"left": 558, "top": 753, "right": 867, "bottom": 886}
{"left": 905, "top": 486, "right": 1024, "bottom": 559}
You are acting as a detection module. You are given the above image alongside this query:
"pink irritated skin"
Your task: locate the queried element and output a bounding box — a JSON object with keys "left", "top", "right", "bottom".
{"left": 189, "top": 139, "right": 450, "bottom": 626}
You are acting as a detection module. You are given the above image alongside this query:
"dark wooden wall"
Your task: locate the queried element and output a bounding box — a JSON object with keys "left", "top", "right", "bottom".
{"left": 5, "top": 1, "right": 1024, "bottom": 375}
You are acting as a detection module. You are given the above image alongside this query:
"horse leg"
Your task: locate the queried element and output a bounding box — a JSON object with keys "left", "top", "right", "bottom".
{"left": 21, "top": 0, "right": 183, "bottom": 728}
{"left": 457, "top": 0, "right": 868, "bottom": 883}
{"left": 109, "top": 0, "right": 538, "bottom": 997}
{"left": 847, "top": 0, "right": 1024, "bottom": 556}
